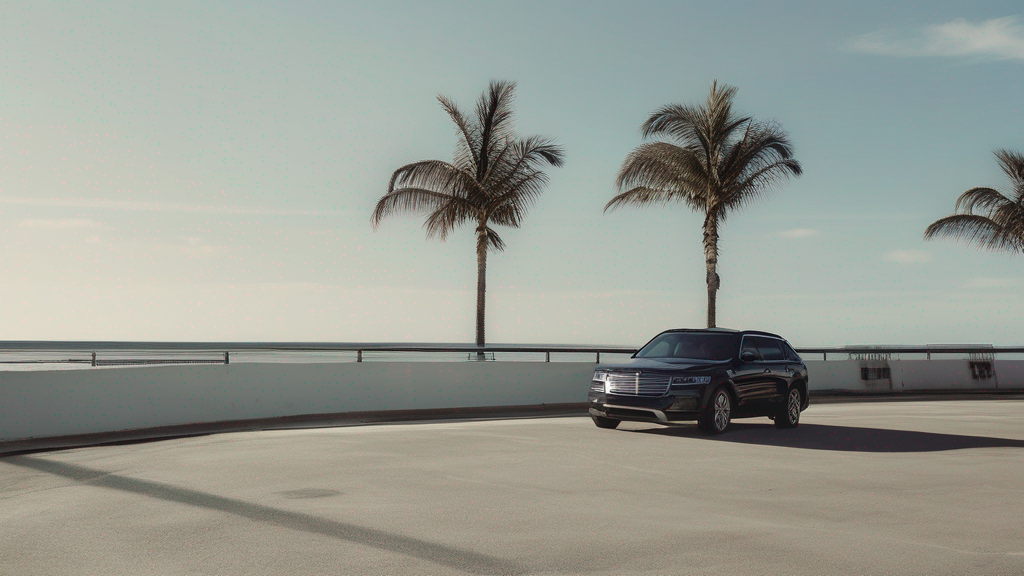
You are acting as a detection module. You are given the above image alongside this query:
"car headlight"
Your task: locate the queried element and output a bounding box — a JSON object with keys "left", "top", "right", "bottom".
{"left": 671, "top": 376, "right": 711, "bottom": 385}
{"left": 592, "top": 371, "right": 609, "bottom": 382}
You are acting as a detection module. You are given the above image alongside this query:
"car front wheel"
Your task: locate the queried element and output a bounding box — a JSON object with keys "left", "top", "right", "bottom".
{"left": 700, "top": 387, "right": 731, "bottom": 435}
{"left": 774, "top": 387, "right": 802, "bottom": 429}
{"left": 591, "top": 415, "right": 620, "bottom": 429}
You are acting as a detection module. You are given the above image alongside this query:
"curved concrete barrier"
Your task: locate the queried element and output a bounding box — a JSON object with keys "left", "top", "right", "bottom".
{"left": 0, "top": 362, "right": 595, "bottom": 442}
{"left": 3, "top": 359, "right": 1023, "bottom": 442}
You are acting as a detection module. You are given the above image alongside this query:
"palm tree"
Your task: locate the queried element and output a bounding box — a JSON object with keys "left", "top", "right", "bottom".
{"left": 371, "top": 80, "right": 565, "bottom": 351}
{"left": 923, "top": 149, "right": 1024, "bottom": 254}
{"left": 605, "top": 81, "right": 802, "bottom": 328}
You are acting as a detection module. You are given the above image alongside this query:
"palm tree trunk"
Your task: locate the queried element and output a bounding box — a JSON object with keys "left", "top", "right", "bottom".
{"left": 703, "top": 212, "right": 721, "bottom": 328}
{"left": 475, "top": 221, "right": 488, "bottom": 358}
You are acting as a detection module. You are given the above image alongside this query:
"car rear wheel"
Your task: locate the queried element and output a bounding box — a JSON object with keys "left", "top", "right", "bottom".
{"left": 591, "top": 415, "right": 620, "bottom": 429}
{"left": 700, "top": 387, "right": 731, "bottom": 435}
{"left": 774, "top": 387, "right": 802, "bottom": 429}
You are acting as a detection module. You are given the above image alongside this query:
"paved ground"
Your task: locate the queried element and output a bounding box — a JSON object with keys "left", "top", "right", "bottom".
{"left": 2, "top": 400, "right": 1024, "bottom": 575}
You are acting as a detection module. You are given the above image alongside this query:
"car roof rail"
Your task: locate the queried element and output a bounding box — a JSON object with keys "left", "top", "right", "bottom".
{"left": 741, "top": 329, "right": 784, "bottom": 339}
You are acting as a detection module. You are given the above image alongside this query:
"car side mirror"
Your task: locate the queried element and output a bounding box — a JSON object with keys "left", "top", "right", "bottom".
{"left": 740, "top": 350, "right": 758, "bottom": 363}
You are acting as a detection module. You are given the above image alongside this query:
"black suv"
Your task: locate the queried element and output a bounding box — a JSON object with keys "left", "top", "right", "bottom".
{"left": 588, "top": 328, "right": 809, "bottom": 434}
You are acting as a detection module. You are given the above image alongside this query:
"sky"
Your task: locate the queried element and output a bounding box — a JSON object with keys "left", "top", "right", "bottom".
{"left": 2, "top": 1, "right": 1022, "bottom": 347}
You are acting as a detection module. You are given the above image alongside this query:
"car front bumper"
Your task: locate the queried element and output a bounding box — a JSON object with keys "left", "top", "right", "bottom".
{"left": 587, "top": 391, "right": 703, "bottom": 423}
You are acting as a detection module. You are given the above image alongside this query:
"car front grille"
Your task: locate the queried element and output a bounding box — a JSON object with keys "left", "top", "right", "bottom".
{"left": 606, "top": 372, "right": 670, "bottom": 397}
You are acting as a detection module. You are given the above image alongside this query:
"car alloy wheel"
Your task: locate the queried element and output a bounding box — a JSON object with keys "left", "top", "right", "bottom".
{"left": 788, "top": 389, "right": 801, "bottom": 422}
{"left": 714, "top": 392, "right": 731, "bottom": 431}
{"left": 701, "top": 387, "right": 731, "bottom": 434}
{"left": 774, "top": 387, "right": 802, "bottom": 429}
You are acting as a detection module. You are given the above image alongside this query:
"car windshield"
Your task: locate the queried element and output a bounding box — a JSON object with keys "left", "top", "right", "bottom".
{"left": 635, "top": 332, "right": 739, "bottom": 361}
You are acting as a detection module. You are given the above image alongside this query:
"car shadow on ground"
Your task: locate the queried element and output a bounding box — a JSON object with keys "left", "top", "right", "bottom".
{"left": 624, "top": 422, "right": 1024, "bottom": 453}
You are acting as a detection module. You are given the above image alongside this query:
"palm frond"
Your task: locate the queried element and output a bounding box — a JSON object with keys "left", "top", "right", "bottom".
{"left": 721, "top": 158, "right": 803, "bottom": 211}
{"left": 639, "top": 104, "right": 723, "bottom": 162}
{"left": 484, "top": 136, "right": 565, "bottom": 196}
{"left": 487, "top": 171, "right": 552, "bottom": 228}
{"left": 639, "top": 82, "right": 752, "bottom": 182}
{"left": 993, "top": 149, "right": 1024, "bottom": 202}
{"left": 475, "top": 80, "right": 517, "bottom": 181}
{"left": 991, "top": 201, "right": 1024, "bottom": 241}
{"left": 923, "top": 213, "right": 1024, "bottom": 253}
{"left": 370, "top": 187, "right": 460, "bottom": 229}
{"left": 994, "top": 149, "right": 1024, "bottom": 186}
{"left": 515, "top": 135, "right": 566, "bottom": 168}
{"left": 387, "top": 160, "right": 477, "bottom": 197}
{"left": 717, "top": 122, "right": 802, "bottom": 208}
{"left": 477, "top": 137, "right": 516, "bottom": 190}
{"left": 721, "top": 121, "right": 800, "bottom": 180}
{"left": 953, "top": 187, "right": 1013, "bottom": 214}
{"left": 422, "top": 197, "right": 478, "bottom": 242}
{"left": 704, "top": 81, "right": 748, "bottom": 152}
{"left": 604, "top": 186, "right": 685, "bottom": 213}
{"left": 484, "top": 226, "right": 506, "bottom": 252}
{"left": 925, "top": 149, "right": 1024, "bottom": 254}
{"left": 437, "top": 95, "right": 479, "bottom": 170}
{"left": 614, "top": 142, "right": 708, "bottom": 211}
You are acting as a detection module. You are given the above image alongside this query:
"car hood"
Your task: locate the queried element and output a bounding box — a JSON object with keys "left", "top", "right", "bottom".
{"left": 597, "top": 358, "right": 732, "bottom": 372}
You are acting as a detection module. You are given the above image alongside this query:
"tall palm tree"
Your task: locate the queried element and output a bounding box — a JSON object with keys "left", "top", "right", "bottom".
{"left": 605, "top": 81, "right": 802, "bottom": 328}
{"left": 923, "top": 149, "right": 1024, "bottom": 254}
{"left": 371, "top": 80, "right": 564, "bottom": 351}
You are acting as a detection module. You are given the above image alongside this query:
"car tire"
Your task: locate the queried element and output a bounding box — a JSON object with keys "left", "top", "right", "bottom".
{"left": 591, "top": 415, "right": 620, "bottom": 429}
{"left": 774, "top": 386, "right": 802, "bottom": 429}
{"left": 700, "top": 387, "right": 731, "bottom": 435}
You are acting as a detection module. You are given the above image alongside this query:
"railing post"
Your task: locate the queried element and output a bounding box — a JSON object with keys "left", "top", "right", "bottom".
{"left": 224, "top": 351, "right": 229, "bottom": 365}
{"left": 357, "top": 350, "right": 362, "bottom": 363}
{"left": 596, "top": 351, "right": 600, "bottom": 364}
{"left": 545, "top": 351, "right": 550, "bottom": 363}
{"left": 823, "top": 351, "right": 826, "bottom": 361}
{"left": 91, "top": 352, "right": 96, "bottom": 367}
{"left": 927, "top": 352, "right": 931, "bottom": 360}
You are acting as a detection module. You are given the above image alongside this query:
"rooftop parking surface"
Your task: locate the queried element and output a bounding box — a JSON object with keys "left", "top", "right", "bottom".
{"left": 2, "top": 400, "right": 1024, "bottom": 575}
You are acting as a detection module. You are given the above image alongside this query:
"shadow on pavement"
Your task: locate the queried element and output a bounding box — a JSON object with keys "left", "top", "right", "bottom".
{"left": 627, "top": 422, "right": 1024, "bottom": 453}
{"left": 5, "top": 456, "right": 524, "bottom": 576}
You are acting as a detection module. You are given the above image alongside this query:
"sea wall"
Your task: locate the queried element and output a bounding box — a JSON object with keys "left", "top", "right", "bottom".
{"left": 2, "top": 359, "right": 1023, "bottom": 442}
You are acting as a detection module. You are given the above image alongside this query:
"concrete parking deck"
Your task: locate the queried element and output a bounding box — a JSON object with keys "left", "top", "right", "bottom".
{"left": 2, "top": 400, "right": 1024, "bottom": 575}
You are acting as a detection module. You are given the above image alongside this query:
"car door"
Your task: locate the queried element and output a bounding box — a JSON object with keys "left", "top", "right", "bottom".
{"left": 752, "top": 337, "right": 789, "bottom": 407}
{"left": 729, "top": 336, "right": 775, "bottom": 411}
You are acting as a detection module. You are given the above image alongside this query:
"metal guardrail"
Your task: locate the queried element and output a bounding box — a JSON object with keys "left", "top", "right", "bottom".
{"left": 799, "top": 346, "right": 1024, "bottom": 361}
{"left": 1, "top": 341, "right": 1023, "bottom": 366}
{"left": 0, "top": 342, "right": 640, "bottom": 365}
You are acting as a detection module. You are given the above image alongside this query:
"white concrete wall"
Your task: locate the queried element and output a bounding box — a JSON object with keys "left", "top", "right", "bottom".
{"left": 995, "top": 361, "right": 1024, "bottom": 388}
{"left": 804, "top": 360, "right": 1024, "bottom": 392}
{"left": 803, "top": 361, "right": 868, "bottom": 391}
{"left": 3, "top": 359, "right": 1023, "bottom": 442}
{"left": 0, "top": 362, "right": 596, "bottom": 441}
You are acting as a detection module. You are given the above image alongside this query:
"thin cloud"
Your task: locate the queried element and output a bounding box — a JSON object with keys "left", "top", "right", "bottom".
{"left": 886, "top": 249, "right": 932, "bottom": 264}
{"left": 19, "top": 218, "right": 102, "bottom": 229}
{"left": 965, "top": 277, "right": 1017, "bottom": 289}
{"left": 1, "top": 196, "right": 343, "bottom": 216}
{"left": 777, "top": 228, "right": 819, "bottom": 238}
{"left": 847, "top": 16, "right": 1024, "bottom": 61}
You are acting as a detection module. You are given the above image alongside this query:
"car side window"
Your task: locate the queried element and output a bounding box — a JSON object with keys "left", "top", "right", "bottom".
{"left": 781, "top": 341, "right": 801, "bottom": 362}
{"left": 753, "top": 337, "right": 786, "bottom": 361}
{"left": 740, "top": 338, "right": 762, "bottom": 361}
